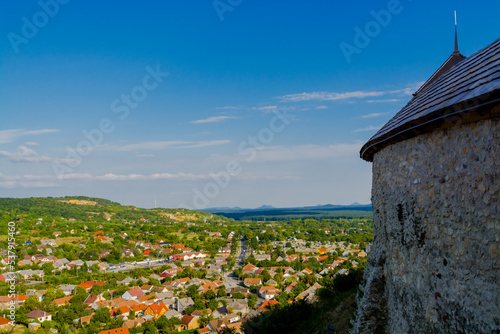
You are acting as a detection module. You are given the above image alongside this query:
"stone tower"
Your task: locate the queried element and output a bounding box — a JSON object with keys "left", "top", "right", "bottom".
{"left": 351, "top": 38, "right": 500, "bottom": 333}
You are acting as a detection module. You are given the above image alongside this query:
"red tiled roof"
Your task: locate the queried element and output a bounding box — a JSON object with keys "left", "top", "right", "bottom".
{"left": 78, "top": 283, "right": 92, "bottom": 290}
{"left": 181, "top": 315, "right": 195, "bottom": 325}
{"left": 126, "top": 287, "right": 144, "bottom": 297}
{"left": 53, "top": 296, "right": 72, "bottom": 305}
{"left": 98, "top": 327, "right": 130, "bottom": 334}
{"left": 27, "top": 308, "right": 50, "bottom": 319}
{"left": 257, "top": 300, "right": 279, "bottom": 311}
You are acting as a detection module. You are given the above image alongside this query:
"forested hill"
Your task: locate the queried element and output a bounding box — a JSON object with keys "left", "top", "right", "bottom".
{"left": 206, "top": 204, "right": 373, "bottom": 221}
{"left": 0, "top": 196, "right": 229, "bottom": 224}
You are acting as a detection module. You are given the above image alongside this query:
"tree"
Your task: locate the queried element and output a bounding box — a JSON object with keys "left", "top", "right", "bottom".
{"left": 187, "top": 284, "right": 200, "bottom": 299}
{"left": 54, "top": 289, "right": 65, "bottom": 299}
{"left": 198, "top": 309, "right": 213, "bottom": 327}
{"left": 90, "top": 283, "right": 105, "bottom": 295}
{"left": 74, "top": 286, "right": 87, "bottom": 297}
{"left": 23, "top": 295, "right": 40, "bottom": 312}
{"left": 193, "top": 300, "right": 206, "bottom": 310}
{"left": 261, "top": 269, "right": 272, "bottom": 283}
{"left": 217, "top": 285, "right": 226, "bottom": 298}
{"left": 219, "top": 327, "right": 236, "bottom": 334}
{"left": 92, "top": 307, "right": 111, "bottom": 324}
{"left": 232, "top": 292, "right": 245, "bottom": 299}
{"left": 143, "top": 320, "right": 159, "bottom": 334}
{"left": 41, "top": 262, "right": 55, "bottom": 275}
{"left": 276, "top": 291, "right": 289, "bottom": 305}
{"left": 207, "top": 299, "right": 219, "bottom": 312}
{"left": 204, "top": 290, "right": 216, "bottom": 300}
{"left": 248, "top": 293, "right": 258, "bottom": 309}
{"left": 274, "top": 273, "right": 284, "bottom": 284}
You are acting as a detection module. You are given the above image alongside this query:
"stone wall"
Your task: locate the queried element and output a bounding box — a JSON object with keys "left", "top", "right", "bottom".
{"left": 351, "top": 117, "right": 500, "bottom": 334}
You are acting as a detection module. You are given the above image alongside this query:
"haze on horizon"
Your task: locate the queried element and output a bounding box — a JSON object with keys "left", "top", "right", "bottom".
{"left": 1, "top": 1, "right": 499, "bottom": 209}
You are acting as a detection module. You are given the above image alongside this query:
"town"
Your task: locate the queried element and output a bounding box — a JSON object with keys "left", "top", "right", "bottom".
{"left": 0, "top": 197, "right": 372, "bottom": 333}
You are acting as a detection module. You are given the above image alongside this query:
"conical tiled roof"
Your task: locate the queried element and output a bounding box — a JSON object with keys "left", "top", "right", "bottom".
{"left": 361, "top": 38, "right": 500, "bottom": 162}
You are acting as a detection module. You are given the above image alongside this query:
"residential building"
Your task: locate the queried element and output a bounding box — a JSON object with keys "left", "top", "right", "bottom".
{"left": 0, "top": 316, "right": 14, "bottom": 330}
{"left": 122, "top": 287, "right": 144, "bottom": 301}
{"left": 27, "top": 308, "right": 51, "bottom": 322}
{"left": 97, "top": 327, "right": 130, "bottom": 334}
{"left": 243, "top": 278, "right": 262, "bottom": 287}
{"left": 179, "top": 315, "right": 199, "bottom": 331}
{"left": 257, "top": 286, "right": 282, "bottom": 300}
{"left": 176, "top": 297, "right": 194, "bottom": 313}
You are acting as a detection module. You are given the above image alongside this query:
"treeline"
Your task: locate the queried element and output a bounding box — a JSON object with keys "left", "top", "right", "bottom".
{"left": 243, "top": 265, "right": 365, "bottom": 334}
{"left": 0, "top": 196, "right": 231, "bottom": 228}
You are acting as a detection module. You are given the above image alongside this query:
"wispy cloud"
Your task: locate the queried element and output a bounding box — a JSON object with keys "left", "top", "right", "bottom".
{"left": 109, "top": 140, "right": 231, "bottom": 151}
{"left": 0, "top": 169, "right": 298, "bottom": 189}
{"left": 366, "top": 99, "right": 401, "bottom": 103}
{"left": 252, "top": 105, "right": 278, "bottom": 113}
{"left": 0, "top": 171, "right": 212, "bottom": 188}
{"left": 25, "top": 142, "right": 39, "bottom": 146}
{"left": 361, "top": 112, "right": 391, "bottom": 118}
{"left": 316, "top": 106, "right": 327, "bottom": 109}
{"left": 215, "top": 106, "right": 239, "bottom": 110}
{"left": 114, "top": 141, "right": 189, "bottom": 151}
{"left": 278, "top": 84, "right": 419, "bottom": 103}
{"left": 0, "top": 129, "right": 60, "bottom": 144}
{"left": 279, "top": 91, "right": 386, "bottom": 102}
{"left": 94, "top": 172, "right": 208, "bottom": 181}
{"left": 0, "top": 173, "right": 60, "bottom": 188}
{"left": 191, "top": 116, "right": 241, "bottom": 124}
{"left": 239, "top": 143, "right": 362, "bottom": 162}
{"left": 182, "top": 140, "right": 231, "bottom": 148}
{"left": 0, "top": 146, "right": 71, "bottom": 163}
{"left": 57, "top": 172, "right": 208, "bottom": 181}
{"left": 352, "top": 125, "right": 382, "bottom": 133}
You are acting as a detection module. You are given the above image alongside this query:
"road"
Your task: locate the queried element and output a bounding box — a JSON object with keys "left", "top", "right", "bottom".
{"left": 238, "top": 237, "right": 247, "bottom": 267}
{"left": 223, "top": 238, "right": 247, "bottom": 288}
{"left": 107, "top": 261, "right": 166, "bottom": 273}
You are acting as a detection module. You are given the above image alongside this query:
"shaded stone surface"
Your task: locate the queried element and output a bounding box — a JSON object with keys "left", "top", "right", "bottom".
{"left": 351, "top": 118, "right": 500, "bottom": 334}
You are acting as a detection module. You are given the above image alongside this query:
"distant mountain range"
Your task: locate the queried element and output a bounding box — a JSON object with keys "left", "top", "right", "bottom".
{"left": 201, "top": 202, "right": 372, "bottom": 213}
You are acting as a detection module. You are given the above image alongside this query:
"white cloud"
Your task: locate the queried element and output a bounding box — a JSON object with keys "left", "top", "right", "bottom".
{"left": 316, "top": 106, "right": 327, "bottom": 109}
{"left": 112, "top": 140, "right": 231, "bottom": 151}
{"left": 0, "top": 173, "right": 60, "bottom": 188}
{"left": 252, "top": 106, "right": 278, "bottom": 113}
{"left": 0, "top": 180, "right": 60, "bottom": 188}
{"left": 191, "top": 116, "right": 241, "bottom": 124}
{"left": 25, "top": 142, "right": 39, "bottom": 146}
{"left": 278, "top": 83, "right": 421, "bottom": 103}
{"left": 0, "top": 145, "right": 70, "bottom": 163}
{"left": 244, "top": 143, "right": 362, "bottom": 162}
{"left": 94, "top": 172, "right": 208, "bottom": 181}
{"left": 361, "top": 112, "right": 391, "bottom": 118}
{"left": 114, "top": 141, "right": 189, "bottom": 151}
{"left": 352, "top": 125, "right": 382, "bottom": 133}
{"left": 279, "top": 91, "right": 386, "bottom": 102}
{"left": 0, "top": 129, "right": 60, "bottom": 144}
{"left": 236, "top": 173, "right": 301, "bottom": 181}
{"left": 365, "top": 99, "right": 401, "bottom": 103}
{"left": 0, "top": 169, "right": 300, "bottom": 189}
{"left": 182, "top": 140, "right": 231, "bottom": 148}
{"left": 137, "top": 154, "right": 155, "bottom": 158}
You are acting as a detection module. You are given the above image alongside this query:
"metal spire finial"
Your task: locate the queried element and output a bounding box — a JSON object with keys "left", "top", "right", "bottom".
{"left": 454, "top": 11, "right": 460, "bottom": 54}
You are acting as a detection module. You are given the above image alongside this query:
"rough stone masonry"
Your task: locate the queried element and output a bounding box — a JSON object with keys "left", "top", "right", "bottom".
{"left": 351, "top": 117, "right": 500, "bottom": 333}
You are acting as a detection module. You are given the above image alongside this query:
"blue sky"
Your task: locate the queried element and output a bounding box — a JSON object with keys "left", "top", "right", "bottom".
{"left": 1, "top": 1, "right": 499, "bottom": 209}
